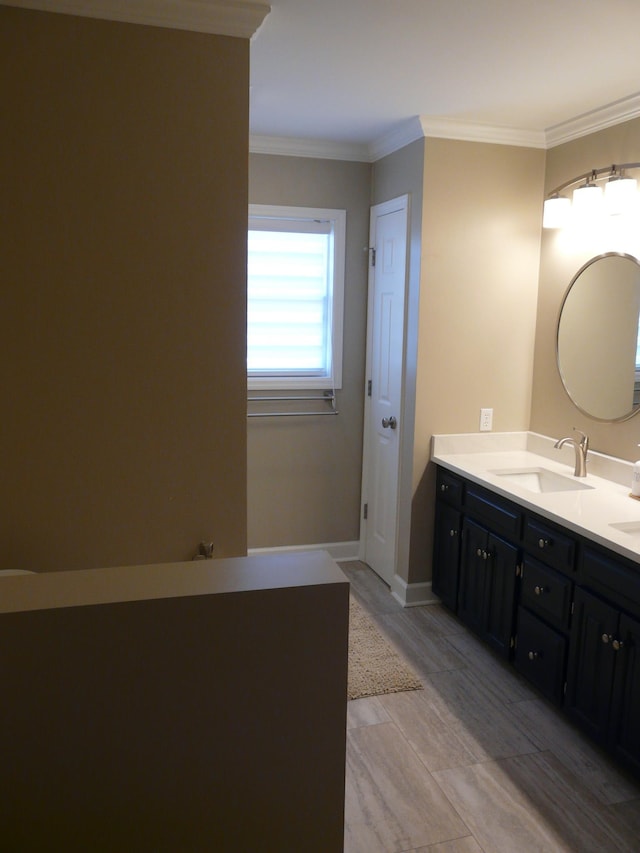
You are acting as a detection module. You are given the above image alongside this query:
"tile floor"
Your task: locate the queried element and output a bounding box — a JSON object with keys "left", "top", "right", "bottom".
{"left": 340, "top": 561, "right": 640, "bottom": 853}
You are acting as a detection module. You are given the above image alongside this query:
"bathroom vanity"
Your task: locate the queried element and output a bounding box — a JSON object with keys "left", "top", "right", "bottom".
{"left": 431, "top": 432, "right": 640, "bottom": 780}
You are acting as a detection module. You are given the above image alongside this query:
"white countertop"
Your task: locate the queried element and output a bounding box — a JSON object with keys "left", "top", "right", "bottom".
{"left": 431, "top": 431, "right": 640, "bottom": 566}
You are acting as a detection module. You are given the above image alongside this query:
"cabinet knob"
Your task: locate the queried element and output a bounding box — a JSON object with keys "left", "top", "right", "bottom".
{"left": 440, "top": 483, "right": 448, "bottom": 492}
{"left": 534, "top": 585, "right": 545, "bottom": 596}
{"left": 449, "top": 528, "right": 457, "bottom": 537}
{"left": 538, "top": 538, "right": 550, "bottom": 549}
{"left": 613, "top": 639, "right": 624, "bottom": 651}
{"left": 476, "top": 548, "right": 483, "bottom": 557}
{"left": 602, "top": 633, "right": 611, "bottom": 644}
{"left": 528, "top": 651, "right": 539, "bottom": 660}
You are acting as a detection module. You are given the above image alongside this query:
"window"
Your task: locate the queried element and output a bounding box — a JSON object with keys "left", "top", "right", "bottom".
{"left": 247, "top": 204, "right": 346, "bottom": 390}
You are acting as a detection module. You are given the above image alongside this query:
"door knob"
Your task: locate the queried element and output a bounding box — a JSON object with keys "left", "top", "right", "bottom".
{"left": 381, "top": 416, "right": 397, "bottom": 429}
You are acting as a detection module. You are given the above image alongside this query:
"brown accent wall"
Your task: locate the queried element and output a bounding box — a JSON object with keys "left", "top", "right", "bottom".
{"left": 0, "top": 553, "right": 349, "bottom": 851}
{"left": 1, "top": 8, "right": 248, "bottom": 570}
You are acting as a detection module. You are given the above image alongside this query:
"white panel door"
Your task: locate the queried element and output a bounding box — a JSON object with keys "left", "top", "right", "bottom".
{"left": 361, "top": 196, "right": 408, "bottom": 585}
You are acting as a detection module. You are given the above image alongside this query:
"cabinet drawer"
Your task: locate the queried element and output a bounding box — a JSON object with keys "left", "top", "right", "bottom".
{"left": 514, "top": 606, "right": 567, "bottom": 705}
{"left": 465, "top": 485, "right": 521, "bottom": 538}
{"left": 524, "top": 516, "right": 575, "bottom": 574}
{"left": 521, "top": 556, "right": 572, "bottom": 630}
{"left": 436, "top": 469, "right": 464, "bottom": 506}
{"left": 580, "top": 546, "right": 640, "bottom": 617}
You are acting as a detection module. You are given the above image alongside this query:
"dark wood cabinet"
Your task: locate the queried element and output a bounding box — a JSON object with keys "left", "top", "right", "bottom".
{"left": 432, "top": 496, "right": 462, "bottom": 612}
{"left": 567, "top": 585, "right": 640, "bottom": 776}
{"left": 514, "top": 554, "right": 572, "bottom": 704}
{"left": 519, "top": 555, "right": 572, "bottom": 630}
{"left": 611, "top": 613, "right": 640, "bottom": 775}
{"left": 514, "top": 605, "right": 567, "bottom": 704}
{"left": 565, "top": 586, "right": 618, "bottom": 742}
{"left": 457, "top": 517, "right": 487, "bottom": 635}
{"left": 458, "top": 518, "right": 518, "bottom": 658}
{"left": 432, "top": 462, "right": 640, "bottom": 781}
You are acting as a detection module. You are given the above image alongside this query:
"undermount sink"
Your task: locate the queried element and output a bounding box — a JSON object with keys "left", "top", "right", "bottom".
{"left": 490, "top": 467, "right": 594, "bottom": 494}
{"left": 609, "top": 520, "right": 640, "bottom": 538}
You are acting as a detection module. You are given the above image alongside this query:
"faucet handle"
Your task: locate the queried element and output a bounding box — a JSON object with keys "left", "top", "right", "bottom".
{"left": 572, "top": 428, "right": 589, "bottom": 451}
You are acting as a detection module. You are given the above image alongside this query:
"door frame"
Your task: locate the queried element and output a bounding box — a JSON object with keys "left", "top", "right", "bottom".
{"left": 359, "top": 194, "right": 416, "bottom": 603}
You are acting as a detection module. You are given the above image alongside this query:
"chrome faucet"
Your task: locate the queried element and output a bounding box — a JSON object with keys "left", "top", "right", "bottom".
{"left": 554, "top": 428, "right": 589, "bottom": 477}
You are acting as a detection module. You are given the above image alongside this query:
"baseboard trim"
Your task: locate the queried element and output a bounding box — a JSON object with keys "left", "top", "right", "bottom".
{"left": 390, "top": 576, "right": 437, "bottom": 608}
{"left": 247, "top": 541, "right": 360, "bottom": 562}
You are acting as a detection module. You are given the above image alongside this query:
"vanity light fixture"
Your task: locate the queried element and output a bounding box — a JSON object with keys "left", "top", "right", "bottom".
{"left": 604, "top": 172, "right": 638, "bottom": 216}
{"left": 571, "top": 175, "right": 603, "bottom": 218}
{"left": 542, "top": 194, "right": 571, "bottom": 229}
{"left": 543, "top": 163, "right": 640, "bottom": 228}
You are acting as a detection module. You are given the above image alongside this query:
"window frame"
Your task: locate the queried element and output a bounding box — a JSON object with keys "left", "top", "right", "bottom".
{"left": 247, "top": 203, "right": 346, "bottom": 391}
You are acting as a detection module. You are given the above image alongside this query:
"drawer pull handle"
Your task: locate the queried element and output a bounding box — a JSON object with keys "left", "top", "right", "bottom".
{"left": 534, "top": 585, "right": 545, "bottom": 596}
{"left": 538, "top": 538, "right": 550, "bottom": 549}
{"left": 528, "top": 651, "right": 539, "bottom": 660}
{"left": 602, "top": 633, "right": 611, "bottom": 644}
{"left": 613, "top": 639, "right": 624, "bottom": 651}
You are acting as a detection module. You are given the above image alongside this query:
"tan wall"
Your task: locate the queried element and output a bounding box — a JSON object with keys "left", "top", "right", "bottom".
{"left": 0, "top": 8, "right": 249, "bottom": 570}
{"left": 531, "top": 116, "right": 640, "bottom": 461}
{"left": 374, "top": 138, "right": 545, "bottom": 585}
{"left": 247, "top": 154, "right": 372, "bottom": 548}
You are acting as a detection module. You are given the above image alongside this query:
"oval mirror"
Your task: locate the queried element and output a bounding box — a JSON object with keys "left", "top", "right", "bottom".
{"left": 557, "top": 252, "right": 640, "bottom": 422}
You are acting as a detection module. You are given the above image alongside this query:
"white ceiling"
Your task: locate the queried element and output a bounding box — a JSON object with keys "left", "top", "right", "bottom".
{"left": 249, "top": 0, "right": 640, "bottom": 157}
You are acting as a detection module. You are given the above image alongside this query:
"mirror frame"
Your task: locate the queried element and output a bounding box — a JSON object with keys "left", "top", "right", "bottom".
{"left": 556, "top": 251, "right": 640, "bottom": 423}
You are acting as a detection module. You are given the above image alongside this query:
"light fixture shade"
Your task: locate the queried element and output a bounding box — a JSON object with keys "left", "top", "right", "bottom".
{"left": 542, "top": 195, "right": 571, "bottom": 229}
{"left": 572, "top": 182, "right": 603, "bottom": 218}
{"left": 604, "top": 176, "right": 638, "bottom": 215}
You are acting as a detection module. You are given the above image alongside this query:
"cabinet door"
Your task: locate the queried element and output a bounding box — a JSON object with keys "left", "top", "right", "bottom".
{"left": 520, "top": 556, "right": 572, "bottom": 631}
{"left": 432, "top": 502, "right": 461, "bottom": 612}
{"left": 483, "top": 532, "right": 518, "bottom": 659}
{"left": 514, "top": 606, "right": 567, "bottom": 705}
{"left": 565, "top": 587, "right": 617, "bottom": 744}
{"left": 610, "top": 613, "right": 640, "bottom": 775}
{"left": 458, "top": 518, "right": 488, "bottom": 635}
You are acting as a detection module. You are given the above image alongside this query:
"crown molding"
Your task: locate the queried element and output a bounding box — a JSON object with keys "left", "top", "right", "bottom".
{"left": 1, "top": 0, "right": 271, "bottom": 38}
{"left": 418, "top": 116, "right": 546, "bottom": 149}
{"left": 250, "top": 94, "right": 640, "bottom": 164}
{"left": 367, "top": 117, "right": 426, "bottom": 161}
{"left": 369, "top": 115, "right": 546, "bottom": 160}
{"left": 249, "top": 133, "right": 371, "bottom": 163}
{"left": 251, "top": 116, "right": 546, "bottom": 164}
{"left": 545, "top": 92, "right": 640, "bottom": 148}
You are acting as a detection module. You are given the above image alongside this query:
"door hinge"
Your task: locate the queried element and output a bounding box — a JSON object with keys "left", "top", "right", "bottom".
{"left": 367, "top": 246, "right": 376, "bottom": 266}
{"left": 363, "top": 503, "right": 368, "bottom": 520}
{"left": 367, "top": 379, "right": 372, "bottom": 397}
